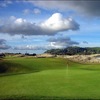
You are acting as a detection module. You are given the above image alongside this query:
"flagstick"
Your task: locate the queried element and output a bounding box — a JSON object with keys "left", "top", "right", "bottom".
{"left": 66, "top": 61, "right": 69, "bottom": 81}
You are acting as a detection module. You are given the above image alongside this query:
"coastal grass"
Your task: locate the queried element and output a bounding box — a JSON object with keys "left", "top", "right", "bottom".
{"left": 0, "top": 56, "right": 100, "bottom": 99}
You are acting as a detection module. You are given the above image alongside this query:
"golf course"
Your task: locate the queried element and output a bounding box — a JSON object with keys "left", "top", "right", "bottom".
{"left": 0, "top": 56, "right": 100, "bottom": 100}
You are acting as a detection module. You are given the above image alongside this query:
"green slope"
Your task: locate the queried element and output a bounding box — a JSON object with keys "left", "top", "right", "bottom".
{"left": 0, "top": 57, "right": 100, "bottom": 99}
{"left": 0, "top": 57, "right": 67, "bottom": 76}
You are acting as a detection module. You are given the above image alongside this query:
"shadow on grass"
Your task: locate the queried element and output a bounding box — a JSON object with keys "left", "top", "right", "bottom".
{"left": 77, "top": 67, "right": 100, "bottom": 71}
{"left": 0, "top": 95, "right": 79, "bottom": 100}
{"left": 0, "top": 61, "right": 41, "bottom": 77}
{"left": 0, "top": 70, "right": 40, "bottom": 77}
{"left": 0, "top": 95, "right": 97, "bottom": 100}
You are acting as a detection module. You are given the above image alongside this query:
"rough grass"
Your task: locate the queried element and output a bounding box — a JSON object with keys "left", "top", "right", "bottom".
{"left": 0, "top": 56, "right": 100, "bottom": 99}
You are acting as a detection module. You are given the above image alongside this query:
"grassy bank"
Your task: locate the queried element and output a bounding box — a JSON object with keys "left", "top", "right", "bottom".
{"left": 0, "top": 57, "right": 100, "bottom": 99}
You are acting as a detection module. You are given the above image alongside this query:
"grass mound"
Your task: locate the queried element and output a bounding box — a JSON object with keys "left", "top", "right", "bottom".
{"left": 0, "top": 57, "right": 67, "bottom": 75}
{"left": 0, "top": 60, "right": 31, "bottom": 75}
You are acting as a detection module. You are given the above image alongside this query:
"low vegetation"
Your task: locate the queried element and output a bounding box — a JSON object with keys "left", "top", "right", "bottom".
{"left": 0, "top": 56, "right": 100, "bottom": 99}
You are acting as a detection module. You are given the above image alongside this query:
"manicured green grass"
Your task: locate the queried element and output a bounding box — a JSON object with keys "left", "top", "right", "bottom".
{"left": 0, "top": 57, "right": 100, "bottom": 99}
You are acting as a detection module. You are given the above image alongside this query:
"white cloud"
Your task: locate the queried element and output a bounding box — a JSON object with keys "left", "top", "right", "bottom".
{"left": 0, "top": 0, "right": 12, "bottom": 7}
{"left": 23, "top": 9, "right": 30, "bottom": 15}
{"left": 0, "top": 13, "right": 79, "bottom": 36}
{"left": 33, "top": 8, "right": 41, "bottom": 14}
{"left": 14, "top": 45, "right": 47, "bottom": 50}
{"left": 23, "top": 8, "right": 41, "bottom": 15}
{"left": 14, "top": 36, "right": 79, "bottom": 50}
{"left": 14, "top": 44, "right": 62, "bottom": 50}
{"left": 41, "top": 13, "right": 79, "bottom": 32}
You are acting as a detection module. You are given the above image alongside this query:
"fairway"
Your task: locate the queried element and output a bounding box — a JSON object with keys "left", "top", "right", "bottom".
{"left": 0, "top": 57, "right": 100, "bottom": 99}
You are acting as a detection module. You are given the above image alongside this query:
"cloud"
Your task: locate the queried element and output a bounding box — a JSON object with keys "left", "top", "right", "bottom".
{"left": 47, "top": 37, "right": 79, "bottom": 49}
{"left": 14, "top": 36, "right": 79, "bottom": 50}
{"left": 1, "top": 1, "right": 100, "bottom": 17}
{"left": 0, "top": 45, "right": 11, "bottom": 50}
{"left": 0, "top": 16, "right": 42, "bottom": 35}
{"left": 0, "top": 39, "right": 11, "bottom": 50}
{"left": 23, "top": 8, "right": 41, "bottom": 15}
{"left": 0, "top": 39, "right": 6, "bottom": 45}
{"left": 21, "top": 35, "right": 27, "bottom": 39}
{"left": 23, "top": 9, "right": 30, "bottom": 15}
{"left": 33, "top": 8, "right": 41, "bottom": 14}
{"left": 0, "top": 13, "right": 79, "bottom": 36}
{"left": 41, "top": 13, "right": 79, "bottom": 32}
{"left": 28, "top": 0, "right": 100, "bottom": 17}
{"left": 0, "top": 0, "right": 12, "bottom": 7}
{"left": 14, "top": 45, "right": 47, "bottom": 50}
{"left": 83, "top": 41, "right": 88, "bottom": 44}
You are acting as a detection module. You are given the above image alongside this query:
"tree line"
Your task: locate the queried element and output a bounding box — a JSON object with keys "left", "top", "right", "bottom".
{"left": 45, "top": 47, "right": 100, "bottom": 55}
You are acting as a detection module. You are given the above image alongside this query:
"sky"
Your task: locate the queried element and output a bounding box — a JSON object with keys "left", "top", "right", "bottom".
{"left": 0, "top": 0, "right": 100, "bottom": 54}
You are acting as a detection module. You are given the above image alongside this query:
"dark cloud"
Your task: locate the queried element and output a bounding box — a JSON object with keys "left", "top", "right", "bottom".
{"left": 0, "top": 45, "right": 11, "bottom": 50}
{"left": 1, "top": 0, "right": 100, "bottom": 17}
{"left": 0, "top": 39, "right": 11, "bottom": 50}
{"left": 48, "top": 37, "right": 79, "bottom": 48}
{"left": 83, "top": 41, "right": 88, "bottom": 44}
{"left": 0, "top": 39, "right": 6, "bottom": 45}
{"left": 69, "top": 1, "right": 100, "bottom": 17}
{"left": 29, "top": 0, "right": 100, "bottom": 17}
{"left": 0, "top": 13, "right": 79, "bottom": 36}
{"left": 21, "top": 35, "right": 27, "bottom": 39}
{"left": 0, "top": 17, "right": 43, "bottom": 36}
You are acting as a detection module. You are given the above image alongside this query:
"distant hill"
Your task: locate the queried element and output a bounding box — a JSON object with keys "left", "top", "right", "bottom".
{"left": 45, "top": 47, "right": 100, "bottom": 55}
